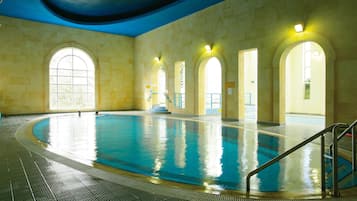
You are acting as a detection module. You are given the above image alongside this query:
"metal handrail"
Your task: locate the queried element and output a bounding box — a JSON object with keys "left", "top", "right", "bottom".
{"left": 329, "top": 120, "right": 357, "bottom": 170}
{"left": 246, "top": 123, "right": 348, "bottom": 197}
{"left": 337, "top": 120, "right": 357, "bottom": 140}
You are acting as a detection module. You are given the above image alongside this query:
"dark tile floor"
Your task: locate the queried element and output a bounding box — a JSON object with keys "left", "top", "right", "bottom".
{"left": 0, "top": 115, "right": 186, "bottom": 201}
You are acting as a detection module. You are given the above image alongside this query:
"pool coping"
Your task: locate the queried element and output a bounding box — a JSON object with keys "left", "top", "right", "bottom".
{"left": 14, "top": 112, "right": 357, "bottom": 200}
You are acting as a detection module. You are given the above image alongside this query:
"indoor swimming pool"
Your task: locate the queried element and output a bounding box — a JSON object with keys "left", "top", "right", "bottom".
{"left": 30, "top": 114, "right": 356, "bottom": 195}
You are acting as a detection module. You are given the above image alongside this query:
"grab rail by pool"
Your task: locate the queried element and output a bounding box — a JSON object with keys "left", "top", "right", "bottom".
{"left": 329, "top": 120, "right": 357, "bottom": 171}
{"left": 246, "top": 123, "right": 349, "bottom": 197}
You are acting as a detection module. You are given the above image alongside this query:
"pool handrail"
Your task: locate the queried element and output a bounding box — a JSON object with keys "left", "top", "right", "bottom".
{"left": 246, "top": 123, "right": 349, "bottom": 197}
{"left": 329, "top": 120, "right": 357, "bottom": 171}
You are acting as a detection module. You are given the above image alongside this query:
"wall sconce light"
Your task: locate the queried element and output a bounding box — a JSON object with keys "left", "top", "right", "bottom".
{"left": 294, "top": 23, "right": 304, "bottom": 33}
{"left": 154, "top": 56, "right": 161, "bottom": 62}
{"left": 205, "top": 44, "right": 212, "bottom": 53}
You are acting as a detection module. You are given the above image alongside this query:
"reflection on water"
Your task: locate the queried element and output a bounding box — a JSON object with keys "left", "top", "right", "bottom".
{"left": 152, "top": 119, "right": 167, "bottom": 176}
{"left": 241, "top": 128, "right": 258, "bottom": 190}
{"left": 174, "top": 121, "right": 186, "bottom": 168}
{"left": 32, "top": 114, "right": 351, "bottom": 193}
{"left": 282, "top": 137, "right": 321, "bottom": 193}
{"left": 34, "top": 115, "right": 97, "bottom": 164}
{"left": 199, "top": 123, "right": 222, "bottom": 178}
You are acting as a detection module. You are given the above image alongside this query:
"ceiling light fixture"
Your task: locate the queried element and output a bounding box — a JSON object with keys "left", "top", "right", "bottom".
{"left": 294, "top": 23, "right": 304, "bottom": 33}
{"left": 154, "top": 56, "right": 161, "bottom": 62}
{"left": 205, "top": 44, "right": 212, "bottom": 53}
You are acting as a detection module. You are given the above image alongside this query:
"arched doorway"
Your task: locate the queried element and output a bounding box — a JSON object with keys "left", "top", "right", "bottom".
{"left": 149, "top": 64, "right": 169, "bottom": 113}
{"left": 273, "top": 33, "right": 335, "bottom": 126}
{"left": 284, "top": 41, "right": 326, "bottom": 126}
{"left": 198, "top": 57, "right": 222, "bottom": 115}
{"left": 238, "top": 49, "right": 258, "bottom": 121}
{"left": 157, "top": 68, "right": 167, "bottom": 107}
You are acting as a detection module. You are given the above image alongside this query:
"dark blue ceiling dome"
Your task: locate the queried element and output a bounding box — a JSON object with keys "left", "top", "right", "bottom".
{"left": 41, "top": 0, "right": 179, "bottom": 24}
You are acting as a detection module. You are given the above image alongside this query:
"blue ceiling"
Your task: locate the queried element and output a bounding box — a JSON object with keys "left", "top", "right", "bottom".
{"left": 0, "top": 0, "right": 223, "bottom": 37}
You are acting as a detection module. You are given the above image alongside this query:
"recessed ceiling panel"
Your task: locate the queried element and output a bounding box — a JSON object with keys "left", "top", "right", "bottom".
{"left": 42, "top": 0, "right": 179, "bottom": 24}
{"left": 0, "top": 0, "right": 223, "bottom": 36}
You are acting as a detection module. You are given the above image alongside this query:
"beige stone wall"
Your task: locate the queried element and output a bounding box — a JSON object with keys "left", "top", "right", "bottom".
{"left": 134, "top": 0, "right": 357, "bottom": 124}
{"left": 0, "top": 16, "right": 134, "bottom": 114}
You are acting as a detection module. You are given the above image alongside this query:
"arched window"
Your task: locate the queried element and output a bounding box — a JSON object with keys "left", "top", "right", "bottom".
{"left": 49, "top": 47, "right": 95, "bottom": 110}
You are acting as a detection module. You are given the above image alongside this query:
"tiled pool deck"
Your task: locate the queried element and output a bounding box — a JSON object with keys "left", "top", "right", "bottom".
{"left": 1, "top": 112, "right": 357, "bottom": 201}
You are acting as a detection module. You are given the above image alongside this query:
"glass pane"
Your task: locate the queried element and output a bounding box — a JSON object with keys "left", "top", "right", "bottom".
{"left": 58, "top": 93, "right": 72, "bottom": 108}
{"left": 49, "top": 69, "right": 57, "bottom": 76}
{"left": 73, "top": 70, "right": 87, "bottom": 77}
{"left": 58, "top": 69, "right": 72, "bottom": 77}
{"left": 73, "top": 85, "right": 87, "bottom": 93}
{"left": 49, "top": 85, "right": 57, "bottom": 93}
{"left": 73, "top": 49, "right": 94, "bottom": 70}
{"left": 58, "top": 56, "right": 73, "bottom": 69}
{"left": 88, "top": 77, "right": 94, "bottom": 86}
{"left": 58, "top": 76, "right": 72, "bottom": 85}
{"left": 87, "top": 85, "right": 94, "bottom": 92}
{"left": 50, "top": 76, "right": 57, "bottom": 84}
{"left": 58, "top": 84, "right": 72, "bottom": 93}
{"left": 73, "top": 56, "right": 87, "bottom": 70}
{"left": 50, "top": 94, "right": 58, "bottom": 109}
{"left": 87, "top": 93, "right": 95, "bottom": 106}
{"left": 73, "top": 77, "right": 87, "bottom": 85}
{"left": 304, "top": 68, "right": 311, "bottom": 82}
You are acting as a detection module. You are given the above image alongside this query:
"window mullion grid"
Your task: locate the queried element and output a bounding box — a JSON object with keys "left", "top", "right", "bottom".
{"left": 71, "top": 48, "right": 75, "bottom": 110}
{"left": 50, "top": 47, "right": 95, "bottom": 111}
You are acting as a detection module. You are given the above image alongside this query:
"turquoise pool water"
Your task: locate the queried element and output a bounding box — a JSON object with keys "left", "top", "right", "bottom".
{"left": 32, "top": 114, "right": 355, "bottom": 193}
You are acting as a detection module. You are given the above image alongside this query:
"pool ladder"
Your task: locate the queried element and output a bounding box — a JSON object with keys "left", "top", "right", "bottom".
{"left": 246, "top": 120, "right": 357, "bottom": 197}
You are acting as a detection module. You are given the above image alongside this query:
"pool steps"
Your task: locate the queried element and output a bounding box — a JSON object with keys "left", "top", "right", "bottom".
{"left": 150, "top": 105, "right": 171, "bottom": 114}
